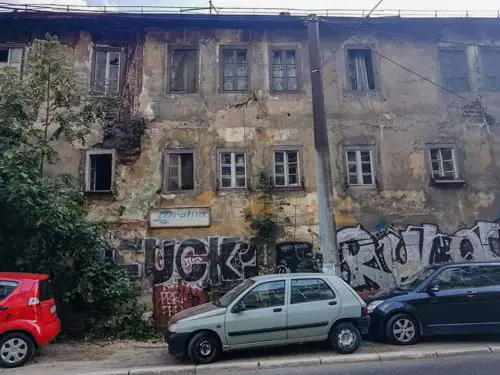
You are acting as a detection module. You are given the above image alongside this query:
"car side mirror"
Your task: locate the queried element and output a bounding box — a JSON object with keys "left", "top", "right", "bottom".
{"left": 428, "top": 283, "right": 440, "bottom": 294}
{"left": 231, "top": 301, "right": 246, "bottom": 314}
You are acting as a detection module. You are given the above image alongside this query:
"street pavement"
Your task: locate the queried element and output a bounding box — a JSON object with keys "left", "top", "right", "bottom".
{"left": 221, "top": 353, "right": 500, "bottom": 375}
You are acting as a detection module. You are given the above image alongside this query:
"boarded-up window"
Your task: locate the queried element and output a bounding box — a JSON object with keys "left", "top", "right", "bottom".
{"left": 271, "top": 49, "right": 298, "bottom": 92}
{"left": 169, "top": 48, "right": 198, "bottom": 93}
{"left": 439, "top": 49, "right": 470, "bottom": 91}
{"left": 482, "top": 49, "right": 500, "bottom": 92}
{"left": 347, "top": 49, "right": 375, "bottom": 90}
{"left": 92, "top": 47, "right": 122, "bottom": 95}
{"left": 165, "top": 151, "right": 195, "bottom": 192}
{"left": 0, "top": 47, "right": 23, "bottom": 71}
{"left": 221, "top": 48, "right": 248, "bottom": 91}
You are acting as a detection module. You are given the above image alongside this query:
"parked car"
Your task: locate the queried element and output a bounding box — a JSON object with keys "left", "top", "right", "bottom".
{"left": 166, "top": 273, "right": 370, "bottom": 364}
{"left": 367, "top": 261, "right": 500, "bottom": 345}
{"left": 0, "top": 273, "right": 61, "bottom": 368}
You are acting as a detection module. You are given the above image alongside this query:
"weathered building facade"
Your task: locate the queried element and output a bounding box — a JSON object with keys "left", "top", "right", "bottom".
{"left": 2, "top": 11, "right": 500, "bottom": 327}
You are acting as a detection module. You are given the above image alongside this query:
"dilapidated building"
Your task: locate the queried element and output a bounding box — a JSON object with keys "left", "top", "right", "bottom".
{"left": 2, "top": 9, "right": 500, "bottom": 326}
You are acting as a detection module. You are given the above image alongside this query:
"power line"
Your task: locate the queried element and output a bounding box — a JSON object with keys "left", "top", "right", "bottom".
{"left": 320, "top": 0, "right": 384, "bottom": 70}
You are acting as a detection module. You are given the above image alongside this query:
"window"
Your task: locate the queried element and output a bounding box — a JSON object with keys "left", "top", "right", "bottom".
{"left": 38, "top": 279, "right": 53, "bottom": 302}
{"left": 241, "top": 281, "right": 285, "bottom": 310}
{"left": 433, "top": 267, "right": 472, "bottom": 290}
{"left": 482, "top": 49, "right": 500, "bottom": 92}
{"left": 438, "top": 49, "right": 470, "bottom": 91}
{"left": 274, "top": 149, "right": 300, "bottom": 187}
{"left": 0, "top": 46, "right": 23, "bottom": 70}
{"left": 92, "top": 47, "right": 122, "bottom": 95}
{"left": 271, "top": 49, "right": 298, "bottom": 92}
{"left": 347, "top": 49, "right": 375, "bottom": 91}
{"left": 219, "top": 151, "right": 247, "bottom": 189}
{"left": 291, "top": 279, "right": 335, "bottom": 304}
{"left": 474, "top": 266, "right": 500, "bottom": 287}
{"left": 345, "top": 148, "right": 375, "bottom": 186}
{"left": 429, "top": 147, "right": 458, "bottom": 181}
{"left": 85, "top": 150, "right": 115, "bottom": 192}
{"left": 0, "top": 281, "right": 18, "bottom": 301}
{"left": 164, "top": 151, "right": 194, "bottom": 192}
{"left": 221, "top": 48, "right": 248, "bottom": 91}
{"left": 169, "top": 47, "right": 198, "bottom": 93}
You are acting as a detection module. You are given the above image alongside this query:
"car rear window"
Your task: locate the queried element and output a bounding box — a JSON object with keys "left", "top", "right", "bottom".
{"left": 0, "top": 281, "right": 18, "bottom": 301}
{"left": 38, "top": 279, "right": 53, "bottom": 301}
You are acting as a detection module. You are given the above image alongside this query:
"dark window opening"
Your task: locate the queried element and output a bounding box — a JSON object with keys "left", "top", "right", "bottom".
{"left": 271, "top": 50, "right": 298, "bottom": 92}
{"left": 169, "top": 49, "right": 198, "bottom": 93}
{"left": 0, "top": 49, "right": 8, "bottom": 63}
{"left": 0, "top": 281, "right": 18, "bottom": 301}
{"left": 38, "top": 279, "right": 53, "bottom": 302}
{"left": 347, "top": 49, "right": 375, "bottom": 90}
{"left": 166, "top": 153, "right": 194, "bottom": 191}
{"left": 89, "top": 153, "right": 113, "bottom": 191}
{"left": 221, "top": 49, "right": 248, "bottom": 91}
{"left": 439, "top": 49, "right": 470, "bottom": 91}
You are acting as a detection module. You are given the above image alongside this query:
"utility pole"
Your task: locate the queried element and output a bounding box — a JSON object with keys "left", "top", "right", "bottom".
{"left": 306, "top": 15, "right": 340, "bottom": 276}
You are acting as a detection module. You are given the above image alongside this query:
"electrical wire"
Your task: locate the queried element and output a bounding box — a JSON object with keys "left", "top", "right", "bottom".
{"left": 320, "top": 0, "right": 384, "bottom": 69}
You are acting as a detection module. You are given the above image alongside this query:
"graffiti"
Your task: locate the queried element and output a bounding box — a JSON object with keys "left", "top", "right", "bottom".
{"left": 145, "top": 236, "right": 258, "bottom": 328}
{"left": 338, "top": 221, "right": 500, "bottom": 294}
{"left": 275, "top": 242, "right": 314, "bottom": 273}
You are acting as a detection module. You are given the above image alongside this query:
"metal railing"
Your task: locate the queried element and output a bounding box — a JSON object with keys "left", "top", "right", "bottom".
{"left": 0, "top": 3, "right": 499, "bottom": 18}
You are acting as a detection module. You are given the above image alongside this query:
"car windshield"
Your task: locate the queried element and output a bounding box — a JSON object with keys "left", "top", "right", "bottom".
{"left": 216, "top": 279, "right": 255, "bottom": 307}
{"left": 398, "top": 267, "right": 438, "bottom": 291}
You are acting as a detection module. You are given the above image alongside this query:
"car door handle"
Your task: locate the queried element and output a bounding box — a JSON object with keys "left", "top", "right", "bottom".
{"left": 329, "top": 301, "right": 337, "bottom": 306}
{"left": 273, "top": 308, "right": 282, "bottom": 312}
{"left": 466, "top": 291, "right": 476, "bottom": 298}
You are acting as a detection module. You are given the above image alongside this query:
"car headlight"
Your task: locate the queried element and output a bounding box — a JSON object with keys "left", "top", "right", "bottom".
{"left": 168, "top": 323, "right": 177, "bottom": 333}
{"left": 367, "top": 300, "right": 384, "bottom": 313}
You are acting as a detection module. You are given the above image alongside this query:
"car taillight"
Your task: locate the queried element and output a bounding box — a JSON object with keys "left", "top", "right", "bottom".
{"left": 362, "top": 306, "right": 369, "bottom": 316}
{"left": 28, "top": 285, "right": 41, "bottom": 314}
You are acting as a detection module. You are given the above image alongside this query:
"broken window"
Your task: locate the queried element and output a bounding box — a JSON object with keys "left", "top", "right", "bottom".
{"left": 438, "top": 49, "right": 470, "bottom": 91}
{"left": 345, "top": 148, "right": 375, "bottom": 186}
{"left": 429, "top": 147, "right": 458, "bottom": 180}
{"left": 92, "top": 47, "right": 122, "bottom": 95}
{"left": 0, "top": 46, "right": 23, "bottom": 70}
{"left": 482, "top": 49, "right": 500, "bottom": 92}
{"left": 221, "top": 48, "right": 248, "bottom": 91}
{"left": 169, "top": 47, "right": 198, "bottom": 93}
{"left": 85, "top": 150, "right": 115, "bottom": 192}
{"left": 271, "top": 49, "right": 298, "bottom": 92}
{"left": 347, "top": 49, "right": 375, "bottom": 91}
{"left": 165, "top": 151, "right": 195, "bottom": 192}
{"left": 274, "top": 149, "right": 300, "bottom": 187}
{"left": 219, "top": 151, "right": 247, "bottom": 189}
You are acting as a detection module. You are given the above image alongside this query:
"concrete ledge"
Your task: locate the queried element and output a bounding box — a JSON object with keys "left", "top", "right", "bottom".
{"left": 379, "top": 350, "right": 437, "bottom": 361}
{"left": 128, "top": 365, "right": 195, "bottom": 375}
{"left": 195, "top": 360, "right": 258, "bottom": 373}
{"left": 259, "top": 356, "right": 321, "bottom": 369}
{"left": 435, "top": 346, "right": 492, "bottom": 358}
{"left": 320, "top": 353, "right": 380, "bottom": 364}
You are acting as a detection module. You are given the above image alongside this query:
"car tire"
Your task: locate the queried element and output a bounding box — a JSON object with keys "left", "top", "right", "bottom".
{"left": 329, "top": 322, "right": 361, "bottom": 354}
{"left": 0, "top": 332, "right": 35, "bottom": 368}
{"left": 385, "top": 313, "right": 420, "bottom": 345}
{"left": 187, "top": 332, "right": 221, "bottom": 364}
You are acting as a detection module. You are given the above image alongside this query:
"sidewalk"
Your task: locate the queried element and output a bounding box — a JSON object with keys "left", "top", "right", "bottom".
{"left": 2, "top": 337, "right": 500, "bottom": 375}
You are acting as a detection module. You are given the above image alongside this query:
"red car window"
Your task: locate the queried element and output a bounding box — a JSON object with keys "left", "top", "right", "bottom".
{"left": 0, "top": 281, "right": 18, "bottom": 301}
{"left": 38, "top": 279, "right": 53, "bottom": 302}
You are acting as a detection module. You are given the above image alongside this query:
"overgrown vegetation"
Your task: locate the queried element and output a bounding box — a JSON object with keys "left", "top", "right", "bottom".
{"left": 0, "top": 35, "right": 156, "bottom": 339}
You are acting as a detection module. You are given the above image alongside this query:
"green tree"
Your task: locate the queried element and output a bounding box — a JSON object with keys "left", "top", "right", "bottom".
{"left": 0, "top": 36, "right": 154, "bottom": 339}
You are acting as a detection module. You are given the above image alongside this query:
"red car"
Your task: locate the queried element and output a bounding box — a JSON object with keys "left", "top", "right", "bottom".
{"left": 0, "top": 273, "right": 61, "bottom": 368}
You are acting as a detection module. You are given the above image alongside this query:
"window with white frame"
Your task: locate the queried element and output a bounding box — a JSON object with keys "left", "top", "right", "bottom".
{"left": 92, "top": 47, "right": 122, "bottom": 95}
{"left": 164, "top": 151, "right": 195, "bottom": 192}
{"left": 219, "top": 151, "right": 247, "bottom": 188}
{"left": 274, "top": 149, "right": 300, "bottom": 187}
{"left": 345, "top": 148, "right": 375, "bottom": 186}
{"left": 0, "top": 46, "right": 23, "bottom": 70}
{"left": 347, "top": 49, "right": 375, "bottom": 91}
{"left": 429, "top": 147, "right": 458, "bottom": 180}
{"left": 85, "top": 150, "right": 115, "bottom": 192}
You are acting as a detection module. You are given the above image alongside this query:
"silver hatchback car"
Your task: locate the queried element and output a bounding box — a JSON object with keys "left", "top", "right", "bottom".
{"left": 165, "top": 273, "right": 370, "bottom": 364}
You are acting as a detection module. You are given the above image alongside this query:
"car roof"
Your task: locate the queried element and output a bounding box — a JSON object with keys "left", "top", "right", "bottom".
{"left": 431, "top": 261, "right": 500, "bottom": 269}
{"left": 251, "top": 273, "right": 333, "bottom": 281}
{"left": 0, "top": 272, "right": 49, "bottom": 281}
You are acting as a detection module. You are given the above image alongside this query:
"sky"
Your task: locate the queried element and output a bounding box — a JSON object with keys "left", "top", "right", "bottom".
{"left": 4, "top": 0, "right": 500, "bottom": 14}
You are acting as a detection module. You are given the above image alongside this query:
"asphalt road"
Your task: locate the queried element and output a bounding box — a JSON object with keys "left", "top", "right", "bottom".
{"left": 220, "top": 353, "right": 500, "bottom": 375}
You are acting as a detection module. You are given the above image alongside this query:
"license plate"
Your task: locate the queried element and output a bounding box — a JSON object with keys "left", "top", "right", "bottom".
{"left": 50, "top": 305, "right": 56, "bottom": 314}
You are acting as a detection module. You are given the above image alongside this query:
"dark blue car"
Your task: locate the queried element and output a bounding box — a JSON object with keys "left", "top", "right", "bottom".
{"left": 367, "top": 261, "right": 500, "bottom": 345}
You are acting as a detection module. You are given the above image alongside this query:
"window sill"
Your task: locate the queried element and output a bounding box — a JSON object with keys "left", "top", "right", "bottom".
{"left": 430, "top": 178, "right": 466, "bottom": 188}
{"left": 162, "top": 190, "right": 198, "bottom": 196}
{"left": 272, "top": 185, "right": 304, "bottom": 192}
{"left": 343, "top": 90, "right": 381, "bottom": 98}
{"left": 270, "top": 90, "right": 303, "bottom": 95}
{"left": 83, "top": 190, "right": 116, "bottom": 200}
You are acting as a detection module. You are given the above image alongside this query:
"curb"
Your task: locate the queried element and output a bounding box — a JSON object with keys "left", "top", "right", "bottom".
{"left": 75, "top": 345, "right": 497, "bottom": 375}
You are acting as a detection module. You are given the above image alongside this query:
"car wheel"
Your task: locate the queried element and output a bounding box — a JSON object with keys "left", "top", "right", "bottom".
{"left": 386, "top": 313, "right": 420, "bottom": 345}
{"left": 187, "top": 332, "right": 221, "bottom": 364}
{"left": 0, "top": 333, "right": 35, "bottom": 368}
{"left": 329, "top": 322, "right": 361, "bottom": 354}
